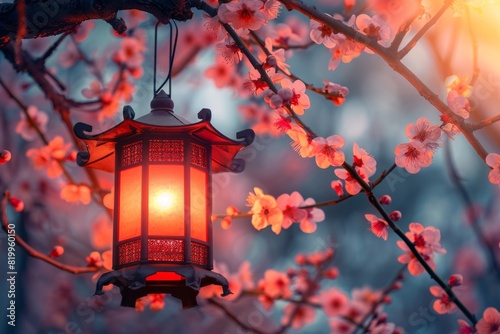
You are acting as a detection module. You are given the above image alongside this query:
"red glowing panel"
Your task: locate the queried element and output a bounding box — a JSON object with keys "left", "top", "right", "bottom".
{"left": 190, "top": 167, "right": 207, "bottom": 242}
{"left": 148, "top": 165, "right": 184, "bottom": 236}
{"left": 146, "top": 272, "right": 184, "bottom": 281}
{"left": 118, "top": 166, "right": 142, "bottom": 241}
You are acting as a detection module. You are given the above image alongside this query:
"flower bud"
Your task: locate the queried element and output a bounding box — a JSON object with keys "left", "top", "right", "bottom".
{"left": 378, "top": 195, "right": 391, "bottom": 205}
{"left": 389, "top": 210, "right": 402, "bottom": 222}
{"left": 49, "top": 245, "right": 65, "bottom": 258}
{"left": 8, "top": 197, "right": 24, "bottom": 212}
{"left": 0, "top": 150, "right": 12, "bottom": 165}
{"left": 448, "top": 274, "right": 463, "bottom": 287}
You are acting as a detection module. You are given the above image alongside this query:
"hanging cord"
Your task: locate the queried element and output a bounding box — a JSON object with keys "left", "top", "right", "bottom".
{"left": 153, "top": 20, "right": 179, "bottom": 97}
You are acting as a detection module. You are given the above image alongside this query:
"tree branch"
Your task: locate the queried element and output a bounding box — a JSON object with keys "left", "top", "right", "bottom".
{"left": 0, "top": 0, "right": 195, "bottom": 47}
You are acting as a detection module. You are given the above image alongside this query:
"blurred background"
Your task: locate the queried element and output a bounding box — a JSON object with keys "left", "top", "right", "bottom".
{"left": 1, "top": 0, "right": 499, "bottom": 333}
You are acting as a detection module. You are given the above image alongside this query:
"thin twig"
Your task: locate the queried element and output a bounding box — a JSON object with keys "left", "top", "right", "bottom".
{"left": 398, "top": 0, "right": 453, "bottom": 59}
{"left": 470, "top": 114, "right": 500, "bottom": 131}
{"left": 444, "top": 140, "right": 500, "bottom": 278}
{"left": 207, "top": 298, "right": 273, "bottom": 334}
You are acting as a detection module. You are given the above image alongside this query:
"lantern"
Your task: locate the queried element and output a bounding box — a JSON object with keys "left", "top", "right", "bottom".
{"left": 74, "top": 91, "right": 254, "bottom": 308}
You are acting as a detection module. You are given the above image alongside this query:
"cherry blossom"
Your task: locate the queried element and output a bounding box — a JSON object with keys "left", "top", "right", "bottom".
{"left": 205, "top": 57, "right": 235, "bottom": 88}
{"left": 310, "top": 16, "right": 338, "bottom": 48}
{"left": 476, "top": 307, "right": 500, "bottom": 334}
{"left": 313, "top": 135, "right": 345, "bottom": 168}
{"left": 448, "top": 274, "right": 463, "bottom": 287}
{"left": 15, "top": 106, "right": 49, "bottom": 141}
{"left": 49, "top": 245, "right": 65, "bottom": 258}
{"left": 334, "top": 168, "right": 368, "bottom": 195}
{"left": 261, "top": 0, "right": 281, "bottom": 20}
{"left": 0, "top": 150, "right": 11, "bottom": 165}
{"left": 405, "top": 117, "right": 442, "bottom": 152}
{"left": 259, "top": 38, "right": 291, "bottom": 75}
{"left": 445, "top": 74, "right": 472, "bottom": 97}
{"left": 287, "top": 124, "right": 316, "bottom": 158}
{"left": 447, "top": 89, "right": 470, "bottom": 119}
{"left": 8, "top": 197, "right": 24, "bottom": 212}
{"left": 430, "top": 285, "right": 457, "bottom": 314}
{"left": 486, "top": 153, "right": 500, "bottom": 188}
{"left": 321, "top": 288, "right": 349, "bottom": 316}
{"left": 248, "top": 187, "right": 284, "bottom": 233}
{"left": 397, "top": 247, "right": 436, "bottom": 276}
{"left": 324, "top": 80, "right": 350, "bottom": 106}
{"left": 277, "top": 191, "right": 307, "bottom": 229}
{"left": 216, "top": 40, "right": 243, "bottom": 64}
{"left": 352, "top": 142, "right": 377, "bottom": 177}
{"left": 113, "top": 36, "right": 146, "bottom": 69}
{"left": 379, "top": 195, "right": 391, "bottom": 205}
{"left": 299, "top": 198, "right": 325, "bottom": 233}
{"left": 258, "top": 269, "right": 291, "bottom": 299}
{"left": 60, "top": 184, "right": 92, "bottom": 205}
{"left": 457, "top": 319, "right": 476, "bottom": 334}
{"left": 282, "top": 304, "right": 316, "bottom": 330}
{"left": 328, "top": 33, "right": 365, "bottom": 71}
{"left": 218, "top": 0, "right": 267, "bottom": 32}
{"left": 355, "top": 14, "right": 393, "bottom": 47}
{"left": 330, "top": 318, "right": 356, "bottom": 334}
{"left": 331, "top": 180, "right": 344, "bottom": 196}
{"left": 365, "top": 214, "right": 389, "bottom": 240}
{"left": 26, "top": 136, "right": 72, "bottom": 178}
{"left": 394, "top": 141, "right": 433, "bottom": 174}
{"left": 270, "top": 79, "right": 310, "bottom": 115}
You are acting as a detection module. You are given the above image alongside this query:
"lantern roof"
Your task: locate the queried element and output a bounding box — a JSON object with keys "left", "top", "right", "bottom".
{"left": 74, "top": 91, "right": 254, "bottom": 174}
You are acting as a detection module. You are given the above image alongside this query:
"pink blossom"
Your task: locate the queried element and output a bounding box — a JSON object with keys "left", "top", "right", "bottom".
{"left": 49, "top": 245, "right": 64, "bottom": 258}
{"left": 486, "top": 153, "right": 500, "bottom": 188}
{"left": 476, "top": 307, "right": 500, "bottom": 334}
{"left": 26, "top": 136, "right": 72, "bottom": 178}
{"left": 355, "top": 14, "right": 393, "bottom": 47}
{"left": 330, "top": 318, "right": 356, "bottom": 333}
{"left": 310, "top": 16, "right": 338, "bottom": 48}
{"left": 286, "top": 124, "right": 316, "bottom": 158}
{"left": 282, "top": 304, "right": 316, "bottom": 330}
{"left": 331, "top": 180, "right": 344, "bottom": 196}
{"left": 352, "top": 142, "right": 377, "bottom": 177}
{"left": 259, "top": 269, "right": 291, "bottom": 299}
{"left": 277, "top": 191, "right": 307, "bottom": 229}
{"left": 397, "top": 246, "right": 435, "bottom": 276}
{"left": 365, "top": 214, "right": 389, "bottom": 240}
{"left": 324, "top": 80, "right": 349, "bottom": 106}
{"left": 271, "top": 79, "right": 310, "bottom": 115}
{"left": 205, "top": 57, "right": 235, "bottom": 88}
{"left": 216, "top": 41, "right": 243, "bottom": 64}
{"left": 334, "top": 168, "right": 368, "bottom": 195}
{"left": 321, "top": 288, "right": 349, "bottom": 316}
{"left": 447, "top": 89, "right": 470, "bottom": 119}
{"left": 299, "top": 198, "right": 325, "bottom": 233}
{"left": 394, "top": 141, "right": 433, "bottom": 174}
{"left": 406, "top": 117, "right": 442, "bottom": 151}
{"left": 405, "top": 222, "right": 446, "bottom": 255}
{"left": 457, "top": 319, "right": 475, "bottom": 334}
{"left": 60, "top": 184, "right": 92, "bottom": 205}
{"left": 218, "top": 0, "right": 267, "bottom": 31}
{"left": 15, "top": 106, "right": 49, "bottom": 141}
{"left": 0, "top": 150, "right": 12, "bottom": 165}
{"left": 261, "top": 0, "right": 281, "bottom": 20}
{"left": 313, "top": 135, "right": 345, "bottom": 168}
{"left": 430, "top": 285, "right": 457, "bottom": 314}
{"left": 328, "top": 33, "right": 365, "bottom": 71}
{"left": 445, "top": 74, "right": 472, "bottom": 97}
{"left": 248, "top": 187, "right": 284, "bottom": 233}
{"left": 113, "top": 36, "right": 146, "bottom": 69}
{"left": 86, "top": 251, "right": 103, "bottom": 267}
{"left": 259, "top": 38, "right": 291, "bottom": 75}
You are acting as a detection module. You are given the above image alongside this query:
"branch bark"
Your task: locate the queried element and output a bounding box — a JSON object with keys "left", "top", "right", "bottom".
{"left": 0, "top": 0, "right": 195, "bottom": 47}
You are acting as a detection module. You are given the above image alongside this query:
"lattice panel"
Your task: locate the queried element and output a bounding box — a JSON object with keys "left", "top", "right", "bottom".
{"left": 121, "top": 141, "right": 142, "bottom": 167}
{"left": 190, "top": 143, "right": 208, "bottom": 168}
{"left": 117, "top": 240, "right": 141, "bottom": 265}
{"left": 149, "top": 140, "right": 184, "bottom": 162}
{"left": 190, "top": 242, "right": 208, "bottom": 266}
{"left": 148, "top": 239, "right": 185, "bottom": 262}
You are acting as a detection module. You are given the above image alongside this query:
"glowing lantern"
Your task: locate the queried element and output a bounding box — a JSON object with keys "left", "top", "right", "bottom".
{"left": 74, "top": 91, "right": 254, "bottom": 308}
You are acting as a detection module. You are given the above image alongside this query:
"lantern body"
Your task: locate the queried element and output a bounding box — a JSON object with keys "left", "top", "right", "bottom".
{"left": 74, "top": 91, "right": 254, "bottom": 308}
{"left": 114, "top": 135, "right": 212, "bottom": 270}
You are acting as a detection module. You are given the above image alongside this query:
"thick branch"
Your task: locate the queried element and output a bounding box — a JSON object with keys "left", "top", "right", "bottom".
{"left": 0, "top": 0, "right": 194, "bottom": 46}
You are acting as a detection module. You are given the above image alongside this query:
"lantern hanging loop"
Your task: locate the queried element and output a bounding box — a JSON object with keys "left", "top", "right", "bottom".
{"left": 153, "top": 20, "right": 179, "bottom": 97}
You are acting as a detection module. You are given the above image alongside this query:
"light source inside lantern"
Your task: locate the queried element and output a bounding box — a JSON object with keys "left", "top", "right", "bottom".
{"left": 148, "top": 165, "right": 184, "bottom": 236}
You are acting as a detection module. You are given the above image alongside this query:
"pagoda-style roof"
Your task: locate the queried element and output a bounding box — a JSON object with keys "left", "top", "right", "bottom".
{"left": 74, "top": 91, "right": 254, "bottom": 174}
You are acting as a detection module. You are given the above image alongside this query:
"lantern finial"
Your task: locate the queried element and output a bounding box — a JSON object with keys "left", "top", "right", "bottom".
{"left": 151, "top": 90, "right": 174, "bottom": 112}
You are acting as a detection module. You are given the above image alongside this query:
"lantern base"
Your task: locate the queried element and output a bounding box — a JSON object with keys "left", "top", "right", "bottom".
{"left": 94, "top": 264, "right": 232, "bottom": 309}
